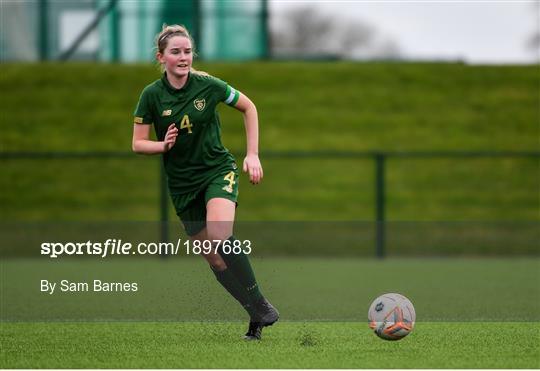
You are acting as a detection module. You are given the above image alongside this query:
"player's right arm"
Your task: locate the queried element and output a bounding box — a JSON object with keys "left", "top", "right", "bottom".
{"left": 132, "top": 86, "right": 177, "bottom": 154}
{"left": 132, "top": 123, "right": 177, "bottom": 154}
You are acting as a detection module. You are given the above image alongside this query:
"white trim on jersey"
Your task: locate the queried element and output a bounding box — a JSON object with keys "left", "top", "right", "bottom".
{"left": 225, "top": 87, "right": 237, "bottom": 105}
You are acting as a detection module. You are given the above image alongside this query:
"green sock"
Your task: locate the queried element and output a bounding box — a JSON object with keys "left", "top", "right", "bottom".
{"left": 211, "top": 267, "right": 257, "bottom": 318}
{"left": 218, "top": 236, "right": 264, "bottom": 304}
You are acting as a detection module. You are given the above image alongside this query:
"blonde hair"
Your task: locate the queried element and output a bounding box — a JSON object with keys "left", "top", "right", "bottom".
{"left": 155, "top": 24, "right": 208, "bottom": 76}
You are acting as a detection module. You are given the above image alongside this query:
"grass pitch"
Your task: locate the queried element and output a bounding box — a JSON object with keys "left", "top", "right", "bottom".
{"left": 1, "top": 258, "right": 539, "bottom": 368}
{"left": 1, "top": 322, "right": 539, "bottom": 368}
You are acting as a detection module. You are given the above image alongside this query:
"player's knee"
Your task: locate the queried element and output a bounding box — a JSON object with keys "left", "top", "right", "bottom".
{"left": 204, "top": 253, "right": 227, "bottom": 271}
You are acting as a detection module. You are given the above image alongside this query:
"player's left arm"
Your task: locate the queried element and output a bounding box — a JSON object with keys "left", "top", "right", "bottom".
{"left": 232, "top": 92, "right": 263, "bottom": 185}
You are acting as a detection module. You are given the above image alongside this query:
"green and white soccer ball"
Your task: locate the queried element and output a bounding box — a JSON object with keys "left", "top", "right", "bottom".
{"left": 368, "top": 293, "right": 416, "bottom": 340}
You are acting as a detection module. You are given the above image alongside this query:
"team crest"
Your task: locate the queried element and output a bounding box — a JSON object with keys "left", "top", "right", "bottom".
{"left": 222, "top": 185, "right": 233, "bottom": 194}
{"left": 194, "top": 99, "right": 206, "bottom": 111}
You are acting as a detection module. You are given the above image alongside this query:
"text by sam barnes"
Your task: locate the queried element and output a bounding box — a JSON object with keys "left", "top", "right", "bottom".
{"left": 41, "top": 279, "right": 138, "bottom": 294}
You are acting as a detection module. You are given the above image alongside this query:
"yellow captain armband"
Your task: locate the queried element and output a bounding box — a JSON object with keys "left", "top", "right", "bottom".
{"left": 134, "top": 117, "right": 144, "bottom": 124}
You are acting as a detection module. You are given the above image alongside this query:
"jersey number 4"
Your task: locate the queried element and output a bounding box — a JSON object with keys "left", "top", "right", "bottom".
{"left": 179, "top": 114, "right": 193, "bottom": 134}
{"left": 224, "top": 171, "right": 236, "bottom": 188}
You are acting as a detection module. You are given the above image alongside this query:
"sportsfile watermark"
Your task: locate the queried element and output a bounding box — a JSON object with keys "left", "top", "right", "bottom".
{"left": 40, "top": 238, "right": 252, "bottom": 258}
{"left": 1, "top": 222, "right": 539, "bottom": 321}
{"left": 3, "top": 220, "right": 539, "bottom": 259}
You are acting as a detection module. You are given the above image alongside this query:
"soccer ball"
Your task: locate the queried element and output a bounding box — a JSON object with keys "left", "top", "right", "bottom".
{"left": 368, "top": 293, "right": 416, "bottom": 340}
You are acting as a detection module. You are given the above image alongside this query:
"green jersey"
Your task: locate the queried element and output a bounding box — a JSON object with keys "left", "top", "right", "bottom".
{"left": 134, "top": 72, "right": 240, "bottom": 195}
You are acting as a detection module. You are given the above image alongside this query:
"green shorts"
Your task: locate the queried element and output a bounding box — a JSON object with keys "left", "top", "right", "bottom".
{"left": 171, "top": 167, "right": 239, "bottom": 236}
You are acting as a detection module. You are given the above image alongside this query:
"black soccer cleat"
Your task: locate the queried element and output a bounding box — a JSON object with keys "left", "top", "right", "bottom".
{"left": 243, "top": 298, "right": 279, "bottom": 341}
{"left": 254, "top": 297, "right": 279, "bottom": 326}
{"left": 244, "top": 321, "right": 262, "bottom": 341}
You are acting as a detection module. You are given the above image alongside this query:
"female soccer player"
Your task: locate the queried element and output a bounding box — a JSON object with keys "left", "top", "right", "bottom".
{"left": 132, "top": 24, "right": 278, "bottom": 340}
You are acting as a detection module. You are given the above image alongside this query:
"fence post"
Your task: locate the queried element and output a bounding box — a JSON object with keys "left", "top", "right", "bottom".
{"left": 159, "top": 160, "right": 169, "bottom": 244}
{"left": 375, "top": 153, "right": 386, "bottom": 258}
{"left": 261, "top": 0, "right": 270, "bottom": 59}
{"left": 110, "top": 0, "right": 120, "bottom": 62}
{"left": 38, "top": 0, "right": 48, "bottom": 61}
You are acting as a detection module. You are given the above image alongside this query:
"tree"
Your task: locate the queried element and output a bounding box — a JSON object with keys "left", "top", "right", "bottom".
{"left": 270, "top": 6, "right": 400, "bottom": 60}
